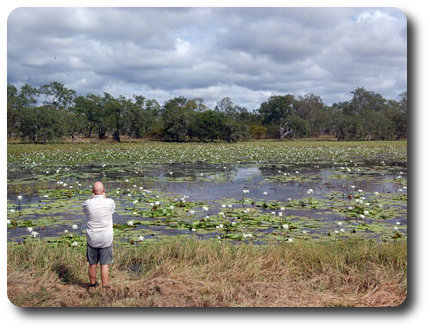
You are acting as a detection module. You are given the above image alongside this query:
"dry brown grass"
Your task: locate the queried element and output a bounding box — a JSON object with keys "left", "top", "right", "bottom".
{"left": 7, "top": 238, "right": 407, "bottom": 307}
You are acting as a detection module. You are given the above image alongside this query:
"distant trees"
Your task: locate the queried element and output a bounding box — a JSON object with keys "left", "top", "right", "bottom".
{"left": 7, "top": 81, "right": 407, "bottom": 143}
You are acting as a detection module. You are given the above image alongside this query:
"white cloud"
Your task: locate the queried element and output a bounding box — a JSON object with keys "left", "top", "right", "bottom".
{"left": 7, "top": 7, "right": 407, "bottom": 108}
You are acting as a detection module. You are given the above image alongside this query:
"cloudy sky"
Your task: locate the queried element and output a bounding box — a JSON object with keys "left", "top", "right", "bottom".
{"left": 7, "top": 7, "right": 407, "bottom": 110}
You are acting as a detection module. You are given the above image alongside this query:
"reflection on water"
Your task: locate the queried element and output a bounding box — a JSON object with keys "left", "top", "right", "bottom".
{"left": 7, "top": 163, "right": 407, "bottom": 242}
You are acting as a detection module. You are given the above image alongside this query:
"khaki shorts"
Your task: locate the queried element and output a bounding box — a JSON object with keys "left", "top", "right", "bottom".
{"left": 86, "top": 243, "right": 113, "bottom": 265}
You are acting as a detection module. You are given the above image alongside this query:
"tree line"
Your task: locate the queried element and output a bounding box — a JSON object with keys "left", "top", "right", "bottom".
{"left": 7, "top": 82, "right": 407, "bottom": 143}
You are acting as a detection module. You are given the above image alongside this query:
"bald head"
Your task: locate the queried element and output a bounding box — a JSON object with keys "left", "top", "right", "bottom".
{"left": 92, "top": 181, "right": 105, "bottom": 195}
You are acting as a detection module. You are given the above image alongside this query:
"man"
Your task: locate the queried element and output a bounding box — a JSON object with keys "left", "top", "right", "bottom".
{"left": 82, "top": 181, "right": 115, "bottom": 288}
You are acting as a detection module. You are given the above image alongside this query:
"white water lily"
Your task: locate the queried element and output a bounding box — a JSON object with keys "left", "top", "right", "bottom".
{"left": 334, "top": 230, "right": 339, "bottom": 234}
{"left": 359, "top": 214, "right": 365, "bottom": 219}
{"left": 127, "top": 220, "right": 134, "bottom": 226}
{"left": 43, "top": 195, "right": 49, "bottom": 198}
{"left": 340, "top": 228, "right": 345, "bottom": 233}
{"left": 280, "top": 207, "right": 285, "bottom": 211}
{"left": 155, "top": 201, "right": 160, "bottom": 206}
{"left": 138, "top": 235, "right": 144, "bottom": 241}
{"left": 282, "top": 224, "right": 289, "bottom": 230}
{"left": 350, "top": 185, "right": 355, "bottom": 189}
{"left": 31, "top": 231, "right": 38, "bottom": 238}
{"left": 17, "top": 195, "right": 23, "bottom": 200}
{"left": 302, "top": 230, "right": 308, "bottom": 234}
{"left": 64, "top": 229, "right": 69, "bottom": 233}
{"left": 189, "top": 210, "right": 195, "bottom": 215}
{"left": 278, "top": 212, "right": 283, "bottom": 217}
{"left": 396, "top": 222, "right": 401, "bottom": 225}
{"left": 72, "top": 224, "right": 78, "bottom": 230}
{"left": 394, "top": 227, "right": 398, "bottom": 231}
{"left": 133, "top": 200, "right": 138, "bottom": 204}
{"left": 10, "top": 209, "right": 15, "bottom": 213}
{"left": 218, "top": 212, "right": 225, "bottom": 216}
{"left": 71, "top": 241, "right": 78, "bottom": 247}
{"left": 243, "top": 233, "right": 252, "bottom": 238}
{"left": 337, "top": 221, "right": 343, "bottom": 226}
{"left": 228, "top": 204, "right": 232, "bottom": 208}
{"left": 363, "top": 210, "right": 369, "bottom": 216}
{"left": 374, "top": 192, "right": 379, "bottom": 195}
{"left": 221, "top": 204, "right": 226, "bottom": 208}
{"left": 27, "top": 227, "right": 33, "bottom": 233}
{"left": 169, "top": 206, "right": 174, "bottom": 210}
{"left": 232, "top": 221, "right": 236, "bottom": 225}
{"left": 202, "top": 206, "right": 209, "bottom": 212}
{"left": 263, "top": 192, "right": 268, "bottom": 195}
{"left": 287, "top": 238, "right": 294, "bottom": 243}
{"left": 7, "top": 219, "right": 11, "bottom": 225}
{"left": 191, "top": 228, "right": 196, "bottom": 232}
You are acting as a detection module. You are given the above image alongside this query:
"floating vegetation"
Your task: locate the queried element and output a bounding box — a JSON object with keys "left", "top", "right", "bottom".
{"left": 7, "top": 141, "right": 407, "bottom": 244}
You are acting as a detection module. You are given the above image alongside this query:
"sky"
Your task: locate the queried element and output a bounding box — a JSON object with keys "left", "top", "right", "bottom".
{"left": 7, "top": 7, "right": 407, "bottom": 110}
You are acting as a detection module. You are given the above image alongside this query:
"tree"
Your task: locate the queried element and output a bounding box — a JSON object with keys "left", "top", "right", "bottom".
{"left": 191, "top": 110, "right": 227, "bottom": 141}
{"left": 39, "top": 82, "right": 76, "bottom": 110}
{"left": 19, "top": 106, "right": 65, "bottom": 143}
{"left": 161, "top": 97, "right": 194, "bottom": 142}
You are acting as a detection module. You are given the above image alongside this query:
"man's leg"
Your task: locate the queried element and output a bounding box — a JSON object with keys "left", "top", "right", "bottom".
{"left": 101, "top": 264, "right": 109, "bottom": 287}
{"left": 89, "top": 264, "right": 97, "bottom": 285}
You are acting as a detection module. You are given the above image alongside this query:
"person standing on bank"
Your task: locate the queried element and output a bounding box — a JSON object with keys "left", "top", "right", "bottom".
{"left": 82, "top": 181, "right": 115, "bottom": 288}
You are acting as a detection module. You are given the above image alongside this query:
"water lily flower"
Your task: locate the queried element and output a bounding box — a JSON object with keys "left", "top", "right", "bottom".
{"left": 64, "top": 229, "right": 69, "bottom": 233}
{"left": 133, "top": 200, "right": 138, "bottom": 204}
{"left": 205, "top": 216, "right": 210, "bottom": 219}
{"left": 138, "top": 236, "right": 144, "bottom": 241}
{"left": 337, "top": 221, "right": 343, "bottom": 226}
{"left": 27, "top": 227, "right": 33, "bottom": 233}
{"left": 302, "top": 230, "right": 307, "bottom": 234}
{"left": 71, "top": 241, "right": 78, "bottom": 247}
{"left": 351, "top": 185, "right": 355, "bottom": 189}
{"left": 396, "top": 222, "right": 401, "bottom": 225}
{"left": 127, "top": 220, "right": 134, "bottom": 226}
{"left": 340, "top": 228, "right": 345, "bottom": 233}
{"left": 359, "top": 214, "right": 365, "bottom": 219}
{"left": 191, "top": 228, "right": 196, "bottom": 232}
{"left": 31, "top": 231, "right": 38, "bottom": 238}
{"left": 334, "top": 230, "right": 339, "bottom": 234}
{"left": 282, "top": 224, "right": 289, "bottom": 230}
{"left": 219, "top": 224, "right": 224, "bottom": 228}
{"left": 155, "top": 201, "right": 160, "bottom": 206}
{"left": 9, "top": 209, "right": 15, "bottom": 213}
{"left": 228, "top": 204, "right": 232, "bottom": 208}
{"left": 287, "top": 238, "right": 294, "bottom": 243}
{"left": 278, "top": 212, "right": 283, "bottom": 217}
{"left": 232, "top": 221, "right": 236, "bottom": 225}
{"left": 218, "top": 212, "right": 225, "bottom": 217}
{"left": 72, "top": 224, "right": 78, "bottom": 230}
{"left": 280, "top": 207, "right": 285, "bottom": 211}
{"left": 189, "top": 210, "right": 195, "bottom": 215}
{"left": 243, "top": 233, "right": 252, "bottom": 238}
{"left": 169, "top": 206, "right": 174, "bottom": 210}
{"left": 7, "top": 220, "right": 11, "bottom": 225}
{"left": 263, "top": 192, "right": 268, "bottom": 195}
{"left": 363, "top": 211, "right": 369, "bottom": 216}
{"left": 374, "top": 192, "right": 379, "bottom": 195}
{"left": 357, "top": 189, "right": 363, "bottom": 193}
{"left": 202, "top": 206, "right": 209, "bottom": 212}
{"left": 271, "top": 211, "right": 276, "bottom": 215}
{"left": 17, "top": 195, "right": 22, "bottom": 200}
{"left": 221, "top": 204, "right": 226, "bottom": 208}
{"left": 394, "top": 227, "right": 398, "bottom": 231}
{"left": 133, "top": 212, "right": 137, "bottom": 215}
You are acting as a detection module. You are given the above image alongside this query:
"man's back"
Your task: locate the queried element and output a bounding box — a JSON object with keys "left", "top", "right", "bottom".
{"left": 82, "top": 195, "right": 115, "bottom": 248}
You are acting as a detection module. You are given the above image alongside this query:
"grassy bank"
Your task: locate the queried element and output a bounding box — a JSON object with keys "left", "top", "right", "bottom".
{"left": 7, "top": 237, "right": 407, "bottom": 307}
